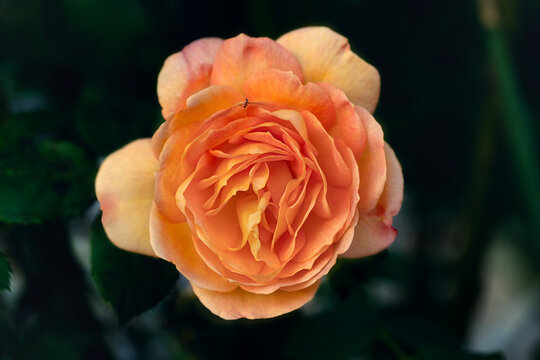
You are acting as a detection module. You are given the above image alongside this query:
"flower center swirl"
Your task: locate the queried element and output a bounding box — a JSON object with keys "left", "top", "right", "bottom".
{"left": 174, "top": 102, "right": 359, "bottom": 294}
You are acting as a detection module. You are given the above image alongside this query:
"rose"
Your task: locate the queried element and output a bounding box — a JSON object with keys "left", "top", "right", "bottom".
{"left": 95, "top": 27, "right": 403, "bottom": 320}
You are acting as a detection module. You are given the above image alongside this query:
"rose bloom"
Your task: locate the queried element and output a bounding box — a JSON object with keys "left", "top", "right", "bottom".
{"left": 95, "top": 27, "right": 403, "bottom": 320}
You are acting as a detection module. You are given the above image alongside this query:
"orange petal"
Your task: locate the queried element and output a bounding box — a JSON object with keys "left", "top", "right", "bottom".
{"left": 293, "top": 186, "right": 352, "bottom": 262}
{"left": 150, "top": 204, "right": 237, "bottom": 292}
{"left": 152, "top": 85, "right": 244, "bottom": 157}
{"left": 153, "top": 123, "right": 200, "bottom": 223}
{"left": 356, "top": 106, "right": 387, "bottom": 214}
{"left": 277, "top": 27, "right": 380, "bottom": 113}
{"left": 342, "top": 143, "right": 403, "bottom": 258}
{"left": 95, "top": 139, "right": 157, "bottom": 256}
{"left": 318, "top": 82, "right": 367, "bottom": 159}
{"left": 302, "top": 110, "right": 352, "bottom": 188}
{"left": 279, "top": 211, "right": 359, "bottom": 292}
{"left": 191, "top": 281, "right": 320, "bottom": 320}
{"left": 157, "top": 38, "right": 223, "bottom": 119}
{"left": 243, "top": 69, "right": 335, "bottom": 129}
{"left": 289, "top": 141, "right": 359, "bottom": 264}
{"left": 211, "top": 34, "right": 303, "bottom": 91}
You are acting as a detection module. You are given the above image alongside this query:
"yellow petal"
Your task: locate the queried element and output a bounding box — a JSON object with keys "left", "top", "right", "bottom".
{"left": 278, "top": 27, "right": 380, "bottom": 113}
{"left": 95, "top": 139, "right": 157, "bottom": 256}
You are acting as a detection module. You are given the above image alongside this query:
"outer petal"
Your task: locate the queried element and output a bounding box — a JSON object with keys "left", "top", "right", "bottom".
{"left": 340, "top": 216, "right": 397, "bottom": 258}
{"left": 317, "top": 82, "right": 367, "bottom": 159}
{"left": 150, "top": 204, "right": 237, "bottom": 292}
{"left": 342, "top": 143, "right": 403, "bottom": 258}
{"left": 243, "top": 69, "right": 335, "bottom": 129}
{"left": 356, "top": 106, "right": 386, "bottom": 214}
{"left": 95, "top": 139, "right": 157, "bottom": 256}
{"left": 374, "top": 143, "right": 404, "bottom": 222}
{"left": 277, "top": 27, "right": 380, "bottom": 113}
{"left": 211, "top": 34, "right": 304, "bottom": 91}
{"left": 192, "top": 281, "right": 320, "bottom": 320}
{"left": 157, "top": 38, "right": 223, "bottom": 119}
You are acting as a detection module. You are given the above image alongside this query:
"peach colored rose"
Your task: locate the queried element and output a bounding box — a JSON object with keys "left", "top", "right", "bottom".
{"left": 95, "top": 27, "right": 403, "bottom": 320}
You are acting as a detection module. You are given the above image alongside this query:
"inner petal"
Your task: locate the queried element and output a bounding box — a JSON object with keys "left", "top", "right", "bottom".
{"left": 204, "top": 167, "right": 256, "bottom": 215}
{"left": 233, "top": 191, "right": 272, "bottom": 260}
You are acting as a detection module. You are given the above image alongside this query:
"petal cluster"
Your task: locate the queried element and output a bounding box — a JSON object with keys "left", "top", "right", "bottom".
{"left": 95, "top": 27, "right": 403, "bottom": 320}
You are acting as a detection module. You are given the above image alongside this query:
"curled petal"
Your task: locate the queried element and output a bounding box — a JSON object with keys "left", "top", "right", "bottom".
{"left": 157, "top": 38, "right": 223, "bottom": 119}
{"left": 192, "top": 281, "right": 320, "bottom": 320}
{"left": 95, "top": 139, "right": 157, "bottom": 256}
{"left": 342, "top": 143, "right": 403, "bottom": 258}
{"left": 152, "top": 84, "right": 244, "bottom": 158}
{"left": 278, "top": 27, "right": 380, "bottom": 113}
{"left": 318, "top": 82, "right": 367, "bottom": 159}
{"left": 146, "top": 29, "right": 400, "bottom": 321}
{"left": 150, "top": 204, "right": 237, "bottom": 292}
{"left": 301, "top": 111, "right": 352, "bottom": 188}
{"left": 211, "top": 34, "right": 304, "bottom": 91}
{"left": 154, "top": 123, "right": 201, "bottom": 223}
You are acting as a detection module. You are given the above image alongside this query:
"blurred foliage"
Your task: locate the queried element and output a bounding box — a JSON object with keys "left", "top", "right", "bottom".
{"left": 0, "top": 0, "right": 539, "bottom": 358}
{"left": 482, "top": 6, "right": 540, "bottom": 267}
{"left": 91, "top": 216, "right": 178, "bottom": 323}
{"left": 0, "top": 224, "right": 113, "bottom": 359}
{"left": 0, "top": 135, "right": 95, "bottom": 224}
{"left": 0, "top": 252, "right": 10, "bottom": 290}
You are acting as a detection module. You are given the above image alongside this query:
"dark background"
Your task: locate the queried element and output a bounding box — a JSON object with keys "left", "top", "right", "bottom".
{"left": 1, "top": 0, "right": 539, "bottom": 359}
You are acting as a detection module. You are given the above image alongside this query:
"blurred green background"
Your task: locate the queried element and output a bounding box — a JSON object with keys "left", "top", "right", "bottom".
{"left": 1, "top": 0, "right": 539, "bottom": 359}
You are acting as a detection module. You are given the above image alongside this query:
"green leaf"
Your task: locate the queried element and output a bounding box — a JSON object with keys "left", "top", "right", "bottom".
{"left": 0, "top": 139, "right": 95, "bottom": 224}
{"left": 90, "top": 215, "right": 178, "bottom": 323}
{"left": 0, "top": 252, "right": 11, "bottom": 291}
{"left": 0, "top": 112, "right": 68, "bottom": 150}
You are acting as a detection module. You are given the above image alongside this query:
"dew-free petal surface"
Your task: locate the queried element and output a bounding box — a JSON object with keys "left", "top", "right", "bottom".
{"left": 211, "top": 34, "right": 303, "bottom": 91}
{"left": 158, "top": 38, "right": 223, "bottom": 119}
{"left": 278, "top": 26, "right": 380, "bottom": 113}
{"left": 243, "top": 69, "right": 335, "bottom": 129}
{"left": 150, "top": 204, "right": 237, "bottom": 292}
{"left": 342, "top": 143, "right": 403, "bottom": 258}
{"left": 95, "top": 139, "right": 157, "bottom": 256}
{"left": 374, "top": 143, "right": 404, "bottom": 221}
{"left": 152, "top": 84, "right": 244, "bottom": 157}
{"left": 318, "top": 82, "right": 367, "bottom": 158}
{"left": 192, "top": 281, "right": 320, "bottom": 320}
{"left": 356, "top": 106, "right": 387, "bottom": 215}
{"left": 340, "top": 214, "right": 397, "bottom": 258}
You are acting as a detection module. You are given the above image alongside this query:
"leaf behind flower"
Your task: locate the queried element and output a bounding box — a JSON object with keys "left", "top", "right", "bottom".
{"left": 90, "top": 215, "right": 179, "bottom": 323}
